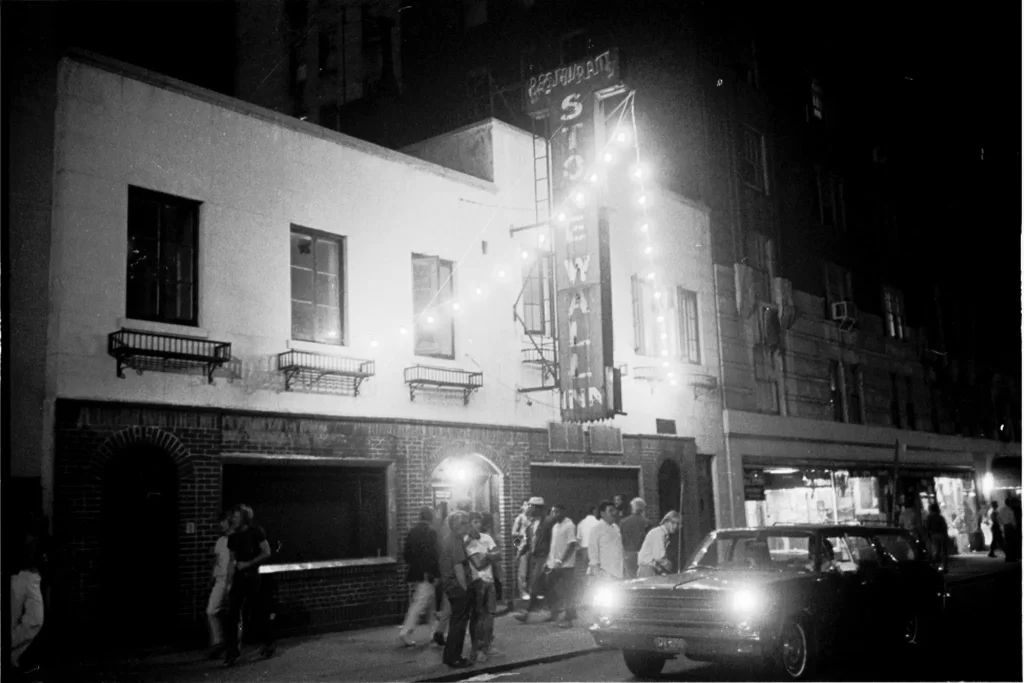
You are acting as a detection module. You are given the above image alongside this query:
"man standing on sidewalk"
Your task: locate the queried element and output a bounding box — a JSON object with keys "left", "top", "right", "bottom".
{"left": 511, "top": 500, "right": 531, "bottom": 600}
{"left": 545, "top": 504, "right": 578, "bottom": 628}
{"left": 399, "top": 507, "right": 440, "bottom": 647}
{"left": 589, "top": 501, "right": 624, "bottom": 580}
{"left": 619, "top": 498, "right": 650, "bottom": 579}
{"left": 206, "top": 511, "right": 233, "bottom": 658}
{"left": 998, "top": 495, "right": 1018, "bottom": 561}
{"left": 223, "top": 504, "right": 275, "bottom": 667}
{"left": 439, "top": 511, "right": 474, "bottom": 668}
{"left": 516, "top": 498, "right": 555, "bottom": 622}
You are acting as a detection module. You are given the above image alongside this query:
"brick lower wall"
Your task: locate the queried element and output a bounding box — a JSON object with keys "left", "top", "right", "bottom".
{"left": 52, "top": 399, "right": 697, "bottom": 647}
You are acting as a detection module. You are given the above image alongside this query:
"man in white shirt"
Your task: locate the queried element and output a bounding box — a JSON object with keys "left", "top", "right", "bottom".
{"left": 637, "top": 511, "right": 681, "bottom": 577}
{"left": 545, "top": 504, "right": 578, "bottom": 628}
{"left": 576, "top": 505, "right": 600, "bottom": 565}
{"left": 10, "top": 543, "right": 44, "bottom": 670}
{"left": 206, "top": 512, "right": 233, "bottom": 657}
{"left": 589, "top": 501, "right": 624, "bottom": 580}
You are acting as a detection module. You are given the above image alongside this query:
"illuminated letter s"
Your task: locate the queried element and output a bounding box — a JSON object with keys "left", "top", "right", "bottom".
{"left": 560, "top": 93, "right": 583, "bottom": 121}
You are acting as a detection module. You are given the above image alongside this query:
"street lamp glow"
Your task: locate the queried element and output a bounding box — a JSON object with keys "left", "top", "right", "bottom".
{"left": 644, "top": 245, "right": 653, "bottom": 255}
{"left": 640, "top": 222, "right": 649, "bottom": 233}
{"left": 603, "top": 151, "right": 615, "bottom": 164}
{"left": 522, "top": 249, "right": 531, "bottom": 260}
{"left": 452, "top": 301, "right": 460, "bottom": 311}
{"left": 983, "top": 472, "right": 994, "bottom": 497}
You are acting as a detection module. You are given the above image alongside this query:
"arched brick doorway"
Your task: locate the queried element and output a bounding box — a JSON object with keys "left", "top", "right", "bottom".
{"left": 101, "top": 446, "right": 178, "bottom": 646}
{"left": 431, "top": 454, "right": 503, "bottom": 527}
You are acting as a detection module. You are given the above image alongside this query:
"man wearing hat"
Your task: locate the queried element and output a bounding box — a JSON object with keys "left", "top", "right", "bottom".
{"left": 515, "top": 497, "right": 555, "bottom": 622}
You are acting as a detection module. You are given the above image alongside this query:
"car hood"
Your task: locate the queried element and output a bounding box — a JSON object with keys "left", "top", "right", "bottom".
{"left": 626, "top": 568, "right": 798, "bottom": 593}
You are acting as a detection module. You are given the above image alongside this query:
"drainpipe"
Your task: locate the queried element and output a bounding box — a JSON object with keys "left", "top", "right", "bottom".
{"left": 712, "top": 259, "right": 737, "bottom": 528}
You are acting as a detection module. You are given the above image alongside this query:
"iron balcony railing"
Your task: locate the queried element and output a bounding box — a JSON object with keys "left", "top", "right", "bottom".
{"left": 277, "top": 350, "right": 375, "bottom": 395}
{"left": 404, "top": 365, "right": 483, "bottom": 405}
{"left": 108, "top": 328, "right": 232, "bottom": 383}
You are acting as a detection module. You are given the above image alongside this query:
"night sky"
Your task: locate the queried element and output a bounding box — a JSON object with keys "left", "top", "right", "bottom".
{"left": 26, "top": 0, "right": 1023, "bottom": 370}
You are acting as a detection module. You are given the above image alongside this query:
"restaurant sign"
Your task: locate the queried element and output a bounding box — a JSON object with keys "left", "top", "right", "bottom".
{"left": 539, "top": 48, "right": 623, "bottom": 422}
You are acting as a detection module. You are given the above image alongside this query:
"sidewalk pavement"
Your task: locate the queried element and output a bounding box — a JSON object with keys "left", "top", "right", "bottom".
{"left": 100, "top": 608, "right": 599, "bottom": 683}
{"left": 75, "top": 555, "right": 1017, "bottom": 683}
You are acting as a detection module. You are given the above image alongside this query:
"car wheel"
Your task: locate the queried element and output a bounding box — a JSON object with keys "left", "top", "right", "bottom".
{"left": 622, "top": 649, "right": 667, "bottom": 678}
{"left": 776, "top": 618, "right": 813, "bottom": 680}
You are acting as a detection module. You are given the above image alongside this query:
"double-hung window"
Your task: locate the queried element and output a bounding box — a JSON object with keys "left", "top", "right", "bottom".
{"left": 291, "top": 226, "right": 345, "bottom": 344}
{"left": 677, "top": 288, "right": 701, "bottom": 364}
{"left": 631, "top": 275, "right": 676, "bottom": 358}
{"left": 823, "top": 261, "right": 853, "bottom": 311}
{"left": 126, "top": 186, "right": 200, "bottom": 325}
{"left": 810, "top": 78, "right": 825, "bottom": 120}
{"left": 739, "top": 126, "right": 768, "bottom": 193}
{"left": 412, "top": 254, "right": 455, "bottom": 358}
{"left": 883, "top": 286, "right": 906, "bottom": 340}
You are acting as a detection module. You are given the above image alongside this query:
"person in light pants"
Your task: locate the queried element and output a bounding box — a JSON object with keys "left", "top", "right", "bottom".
{"left": 399, "top": 507, "right": 441, "bottom": 646}
{"left": 206, "top": 512, "right": 233, "bottom": 657}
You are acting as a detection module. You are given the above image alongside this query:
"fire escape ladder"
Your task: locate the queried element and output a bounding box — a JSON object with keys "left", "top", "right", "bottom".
{"left": 513, "top": 255, "right": 558, "bottom": 393}
{"left": 532, "top": 118, "right": 550, "bottom": 225}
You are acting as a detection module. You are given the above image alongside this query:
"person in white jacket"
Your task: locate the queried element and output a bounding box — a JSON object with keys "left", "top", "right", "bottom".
{"left": 11, "top": 547, "right": 44, "bottom": 669}
{"left": 637, "top": 511, "right": 681, "bottom": 577}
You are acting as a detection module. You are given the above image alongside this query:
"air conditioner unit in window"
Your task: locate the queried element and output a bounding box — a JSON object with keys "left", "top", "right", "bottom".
{"left": 831, "top": 300, "right": 858, "bottom": 330}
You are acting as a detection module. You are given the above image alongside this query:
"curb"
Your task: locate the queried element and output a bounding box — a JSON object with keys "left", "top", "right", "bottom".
{"left": 415, "top": 646, "right": 604, "bottom": 682}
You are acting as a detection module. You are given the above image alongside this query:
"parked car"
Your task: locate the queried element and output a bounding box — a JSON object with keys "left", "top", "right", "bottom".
{"left": 588, "top": 524, "right": 946, "bottom": 679}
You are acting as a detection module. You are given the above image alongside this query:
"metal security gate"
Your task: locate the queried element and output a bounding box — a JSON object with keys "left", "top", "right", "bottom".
{"left": 529, "top": 465, "right": 640, "bottom": 524}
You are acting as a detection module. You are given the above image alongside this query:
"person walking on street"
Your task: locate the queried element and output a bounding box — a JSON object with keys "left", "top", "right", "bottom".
{"left": 575, "top": 505, "right": 600, "bottom": 611}
{"left": 619, "top": 498, "right": 649, "bottom": 579}
{"left": 511, "top": 500, "right": 531, "bottom": 600}
{"left": 544, "top": 504, "right": 579, "bottom": 628}
{"left": 431, "top": 504, "right": 451, "bottom": 647}
{"left": 989, "top": 500, "right": 1007, "bottom": 558}
{"left": 206, "top": 512, "right": 233, "bottom": 658}
{"left": 223, "top": 504, "right": 275, "bottom": 666}
{"left": 439, "top": 511, "right": 474, "bottom": 668}
{"left": 998, "top": 496, "right": 1018, "bottom": 561}
{"left": 466, "top": 512, "right": 501, "bottom": 663}
{"left": 589, "top": 501, "right": 624, "bottom": 580}
{"left": 637, "top": 511, "right": 681, "bottom": 578}
{"left": 925, "top": 503, "right": 949, "bottom": 571}
{"left": 399, "top": 507, "right": 441, "bottom": 647}
{"left": 10, "top": 539, "right": 44, "bottom": 673}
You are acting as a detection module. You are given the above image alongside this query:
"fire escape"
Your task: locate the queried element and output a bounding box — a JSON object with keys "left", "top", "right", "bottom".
{"left": 511, "top": 115, "right": 559, "bottom": 395}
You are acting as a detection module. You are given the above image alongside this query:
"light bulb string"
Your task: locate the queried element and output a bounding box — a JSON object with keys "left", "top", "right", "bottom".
{"left": 408, "top": 90, "right": 637, "bottom": 329}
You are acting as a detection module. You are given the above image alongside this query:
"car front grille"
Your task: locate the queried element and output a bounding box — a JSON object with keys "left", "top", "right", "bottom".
{"left": 618, "top": 592, "right": 730, "bottom": 628}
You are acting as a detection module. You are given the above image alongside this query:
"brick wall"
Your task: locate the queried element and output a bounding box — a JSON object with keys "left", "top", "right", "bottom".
{"left": 53, "top": 399, "right": 696, "bottom": 646}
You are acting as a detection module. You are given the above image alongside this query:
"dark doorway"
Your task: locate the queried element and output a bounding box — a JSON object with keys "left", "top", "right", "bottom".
{"left": 696, "top": 453, "right": 717, "bottom": 540}
{"left": 658, "top": 459, "right": 683, "bottom": 571}
{"left": 101, "top": 447, "right": 179, "bottom": 647}
{"left": 530, "top": 466, "right": 639, "bottom": 525}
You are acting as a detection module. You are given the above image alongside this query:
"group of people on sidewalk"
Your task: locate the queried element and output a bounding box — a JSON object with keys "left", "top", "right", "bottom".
{"left": 899, "top": 491, "right": 1023, "bottom": 570}
{"left": 399, "top": 502, "right": 503, "bottom": 668}
{"left": 398, "top": 494, "right": 682, "bottom": 669}
{"left": 511, "top": 496, "right": 681, "bottom": 626}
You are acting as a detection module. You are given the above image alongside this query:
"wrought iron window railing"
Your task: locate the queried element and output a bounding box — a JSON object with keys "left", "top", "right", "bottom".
{"left": 404, "top": 365, "right": 483, "bottom": 405}
{"left": 277, "top": 351, "right": 375, "bottom": 396}
{"left": 108, "top": 328, "right": 232, "bottom": 383}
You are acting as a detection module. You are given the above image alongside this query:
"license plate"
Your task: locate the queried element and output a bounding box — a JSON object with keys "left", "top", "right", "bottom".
{"left": 654, "top": 637, "right": 685, "bottom": 653}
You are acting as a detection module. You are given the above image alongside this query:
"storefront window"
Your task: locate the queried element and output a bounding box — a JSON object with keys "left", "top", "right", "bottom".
{"left": 745, "top": 467, "right": 892, "bottom": 527}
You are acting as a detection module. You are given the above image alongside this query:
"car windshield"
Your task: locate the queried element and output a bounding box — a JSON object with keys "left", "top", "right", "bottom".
{"left": 688, "top": 531, "right": 816, "bottom": 573}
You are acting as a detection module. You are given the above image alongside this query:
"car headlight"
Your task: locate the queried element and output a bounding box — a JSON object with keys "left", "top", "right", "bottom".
{"left": 592, "top": 584, "right": 622, "bottom": 611}
{"left": 729, "top": 588, "right": 764, "bottom": 614}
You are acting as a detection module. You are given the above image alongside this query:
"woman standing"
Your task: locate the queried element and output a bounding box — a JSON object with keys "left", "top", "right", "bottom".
{"left": 637, "top": 512, "right": 682, "bottom": 578}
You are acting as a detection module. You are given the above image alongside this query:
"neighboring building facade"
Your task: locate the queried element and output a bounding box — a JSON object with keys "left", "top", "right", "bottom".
{"left": 9, "top": 51, "right": 721, "bottom": 648}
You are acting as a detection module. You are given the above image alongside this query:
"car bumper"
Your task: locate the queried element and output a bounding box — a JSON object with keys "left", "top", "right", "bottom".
{"left": 589, "top": 621, "right": 769, "bottom": 663}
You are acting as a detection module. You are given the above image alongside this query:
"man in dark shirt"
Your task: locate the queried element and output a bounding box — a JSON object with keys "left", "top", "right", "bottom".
{"left": 399, "top": 507, "right": 440, "bottom": 646}
{"left": 516, "top": 498, "right": 556, "bottom": 621}
{"left": 223, "top": 504, "right": 274, "bottom": 666}
{"left": 439, "top": 511, "right": 473, "bottom": 668}
{"left": 619, "top": 498, "right": 650, "bottom": 579}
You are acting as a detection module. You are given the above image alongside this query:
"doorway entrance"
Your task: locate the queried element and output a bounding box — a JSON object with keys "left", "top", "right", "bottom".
{"left": 431, "top": 455, "right": 502, "bottom": 529}
{"left": 101, "top": 447, "right": 179, "bottom": 646}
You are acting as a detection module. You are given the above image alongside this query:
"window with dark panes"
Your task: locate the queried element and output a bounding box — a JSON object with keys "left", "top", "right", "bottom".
{"left": 126, "top": 186, "right": 200, "bottom": 325}
{"left": 222, "top": 462, "right": 388, "bottom": 564}
{"left": 318, "top": 26, "right": 339, "bottom": 76}
{"left": 829, "top": 360, "right": 844, "bottom": 422}
{"left": 739, "top": 127, "right": 767, "bottom": 192}
{"left": 846, "top": 364, "right": 863, "bottom": 424}
{"left": 521, "top": 254, "right": 553, "bottom": 336}
{"left": 677, "top": 288, "right": 701, "bottom": 364}
{"left": 412, "top": 253, "right": 455, "bottom": 358}
{"left": 291, "top": 226, "right": 344, "bottom": 344}
{"left": 810, "top": 78, "right": 825, "bottom": 120}
{"left": 883, "top": 286, "right": 906, "bottom": 340}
